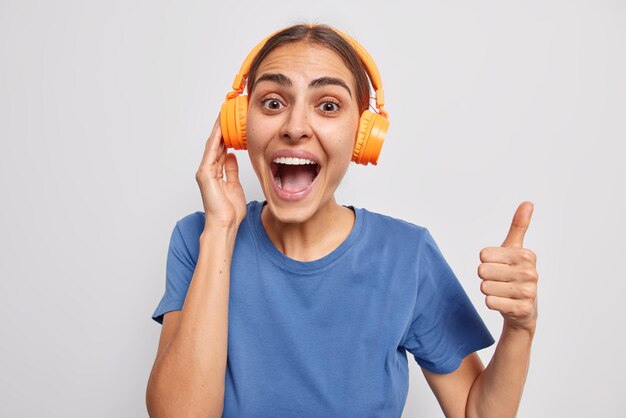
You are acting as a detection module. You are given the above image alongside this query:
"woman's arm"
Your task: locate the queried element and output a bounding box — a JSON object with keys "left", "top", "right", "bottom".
{"left": 423, "top": 324, "right": 534, "bottom": 418}
{"left": 423, "top": 201, "right": 538, "bottom": 418}
{"left": 465, "top": 323, "right": 535, "bottom": 418}
{"left": 146, "top": 228, "right": 237, "bottom": 418}
{"left": 146, "top": 117, "right": 247, "bottom": 418}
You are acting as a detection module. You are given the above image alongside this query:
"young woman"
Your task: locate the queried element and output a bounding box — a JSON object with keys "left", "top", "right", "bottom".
{"left": 146, "top": 24, "right": 539, "bottom": 418}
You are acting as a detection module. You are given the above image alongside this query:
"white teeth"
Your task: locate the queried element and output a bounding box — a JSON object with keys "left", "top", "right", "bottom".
{"left": 274, "top": 176, "right": 282, "bottom": 188}
{"left": 272, "top": 157, "right": 316, "bottom": 165}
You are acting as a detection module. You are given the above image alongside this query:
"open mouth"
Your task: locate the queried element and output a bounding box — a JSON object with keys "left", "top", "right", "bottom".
{"left": 270, "top": 157, "right": 321, "bottom": 194}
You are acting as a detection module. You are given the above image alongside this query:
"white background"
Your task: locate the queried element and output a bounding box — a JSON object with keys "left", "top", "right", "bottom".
{"left": 1, "top": 0, "right": 625, "bottom": 417}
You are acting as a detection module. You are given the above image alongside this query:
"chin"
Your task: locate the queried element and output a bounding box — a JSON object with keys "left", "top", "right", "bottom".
{"left": 264, "top": 197, "right": 321, "bottom": 225}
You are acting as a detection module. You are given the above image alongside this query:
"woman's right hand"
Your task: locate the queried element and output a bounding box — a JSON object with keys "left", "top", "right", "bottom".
{"left": 195, "top": 116, "right": 247, "bottom": 231}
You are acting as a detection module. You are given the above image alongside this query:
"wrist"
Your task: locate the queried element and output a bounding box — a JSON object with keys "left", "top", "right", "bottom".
{"left": 200, "top": 224, "right": 239, "bottom": 247}
{"left": 502, "top": 318, "right": 537, "bottom": 340}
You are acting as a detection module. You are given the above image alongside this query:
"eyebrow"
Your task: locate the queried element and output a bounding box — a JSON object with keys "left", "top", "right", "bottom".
{"left": 255, "top": 73, "right": 292, "bottom": 88}
{"left": 254, "top": 73, "right": 352, "bottom": 98}
{"left": 309, "top": 76, "right": 352, "bottom": 98}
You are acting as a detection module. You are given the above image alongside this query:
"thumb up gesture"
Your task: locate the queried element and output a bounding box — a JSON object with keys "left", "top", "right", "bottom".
{"left": 478, "top": 201, "right": 539, "bottom": 331}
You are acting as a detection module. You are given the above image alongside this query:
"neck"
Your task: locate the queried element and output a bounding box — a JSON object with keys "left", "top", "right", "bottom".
{"left": 261, "top": 197, "right": 355, "bottom": 262}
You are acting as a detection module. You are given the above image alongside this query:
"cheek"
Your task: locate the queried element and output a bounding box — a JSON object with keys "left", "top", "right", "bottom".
{"left": 324, "top": 136, "right": 355, "bottom": 182}
{"left": 335, "top": 138, "right": 355, "bottom": 165}
{"left": 245, "top": 113, "right": 267, "bottom": 157}
{"left": 245, "top": 109, "right": 280, "bottom": 148}
{"left": 245, "top": 111, "right": 258, "bottom": 145}
{"left": 326, "top": 123, "right": 358, "bottom": 161}
{"left": 244, "top": 117, "right": 266, "bottom": 177}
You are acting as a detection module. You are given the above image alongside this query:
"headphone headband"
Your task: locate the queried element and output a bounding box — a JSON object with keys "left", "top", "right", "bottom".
{"left": 226, "top": 25, "right": 388, "bottom": 118}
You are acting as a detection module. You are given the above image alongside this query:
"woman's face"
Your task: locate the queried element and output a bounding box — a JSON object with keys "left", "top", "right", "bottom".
{"left": 246, "top": 41, "right": 361, "bottom": 224}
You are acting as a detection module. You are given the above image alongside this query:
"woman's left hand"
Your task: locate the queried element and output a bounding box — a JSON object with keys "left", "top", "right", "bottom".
{"left": 478, "top": 201, "right": 539, "bottom": 332}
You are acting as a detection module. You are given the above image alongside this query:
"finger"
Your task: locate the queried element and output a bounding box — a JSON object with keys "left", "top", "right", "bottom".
{"left": 485, "top": 295, "right": 518, "bottom": 315}
{"left": 207, "top": 144, "right": 226, "bottom": 181}
{"left": 485, "top": 295, "right": 536, "bottom": 320}
{"left": 480, "top": 280, "right": 536, "bottom": 300}
{"left": 501, "top": 201, "right": 534, "bottom": 248}
{"left": 200, "top": 117, "right": 224, "bottom": 168}
{"left": 477, "top": 262, "right": 517, "bottom": 282}
{"left": 224, "top": 153, "right": 241, "bottom": 185}
{"left": 480, "top": 246, "right": 537, "bottom": 266}
{"left": 208, "top": 120, "right": 225, "bottom": 162}
{"left": 217, "top": 145, "right": 227, "bottom": 167}
{"left": 479, "top": 261, "right": 538, "bottom": 283}
{"left": 479, "top": 247, "right": 515, "bottom": 264}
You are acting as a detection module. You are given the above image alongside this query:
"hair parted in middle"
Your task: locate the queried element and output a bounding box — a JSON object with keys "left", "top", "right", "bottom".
{"left": 245, "top": 24, "right": 372, "bottom": 114}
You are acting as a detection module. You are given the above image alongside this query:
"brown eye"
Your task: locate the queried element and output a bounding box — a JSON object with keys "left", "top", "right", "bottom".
{"left": 261, "top": 98, "right": 284, "bottom": 111}
{"left": 318, "top": 101, "right": 340, "bottom": 113}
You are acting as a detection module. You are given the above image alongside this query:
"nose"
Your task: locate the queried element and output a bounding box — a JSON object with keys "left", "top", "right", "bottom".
{"left": 279, "top": 101, "right": 313, "bottom": 143}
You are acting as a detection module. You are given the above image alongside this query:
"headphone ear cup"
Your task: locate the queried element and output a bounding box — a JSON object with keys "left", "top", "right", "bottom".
{"left": 220, "top": 96, "right": 248, "bottom": 150}
{"left": 353, "top": 110, "right": 389, "bottom": 165}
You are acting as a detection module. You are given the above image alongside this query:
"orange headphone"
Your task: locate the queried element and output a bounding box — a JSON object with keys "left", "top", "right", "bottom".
{"left": 220, "top": 25, "right": 390, "bottom": 166}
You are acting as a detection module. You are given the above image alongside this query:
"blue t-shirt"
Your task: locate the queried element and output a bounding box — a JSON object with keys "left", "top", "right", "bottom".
{"left": 152, "top": 200, "right": 494, "bottom": 417}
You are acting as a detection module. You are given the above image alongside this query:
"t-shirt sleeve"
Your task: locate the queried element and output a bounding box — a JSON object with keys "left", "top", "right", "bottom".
{"left": 400, "top": 228, "right": 495, "bottom": 374}
{"left": 151, "top": 221, "right": 197, "bottom": 325}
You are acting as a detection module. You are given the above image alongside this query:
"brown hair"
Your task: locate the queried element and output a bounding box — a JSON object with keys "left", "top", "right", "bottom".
{"left": 246, "top": 24, "right": 371, "bottom": 114}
